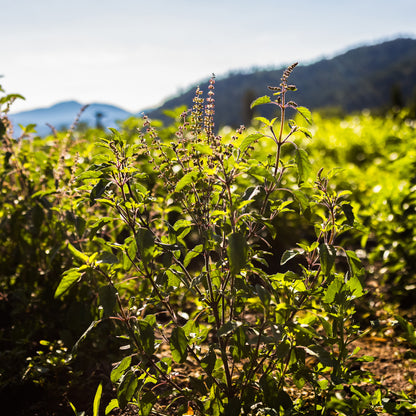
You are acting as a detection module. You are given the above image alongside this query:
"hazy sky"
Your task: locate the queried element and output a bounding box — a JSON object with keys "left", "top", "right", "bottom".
{"left": 3, "top": 0, "right": 416, "bottom": 113}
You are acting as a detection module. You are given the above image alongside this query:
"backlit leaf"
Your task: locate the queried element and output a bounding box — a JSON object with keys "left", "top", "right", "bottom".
{"left": 346, "top": 250, "right": 363, "bottom": 277}
{"left": 296, "top": 106, "right": 312, "bottom": 124}
{"left": 239, "top": 133, "right": 263, "bottom": 153}
{"left": 250, "top": 95, "right": 271, "bottom": 109}
{"left": 54, "top": 268, "right": 83, "bottom": 298}
{"left": 111, "top": 356, "right": 132, "bottom": 383}
{"left": 292, "top": 189, "right": 310, "bottom": 215}
{"left": 68, "top": 242, "right": 89, "bottom": 263}
{"left": 254, "top": 116, "right": 271, "bottom": 126}
{"left": 175, "top": 171, "right": 198, "bottom": 192}
{"left": 346, "top": 274, "right": 364, "bottom": 299}
{"left": 295, "top": 148, "right": 311, "bottom": 185}
{"left": 93, "top": 382, "right": 102, "bottom": 416}
{"left": 324, "top": 276, "right": 343, "bottom": 303}
{"left": 105, "top": 399, "right": 119, "bottom": 415}
{"left": 184, "top": 244, "right": 203, "bottom": 267}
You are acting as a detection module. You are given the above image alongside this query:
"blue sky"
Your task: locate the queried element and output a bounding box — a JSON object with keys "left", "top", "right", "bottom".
{"left": 3, "top": 0, "right": 416, "bottom": 113}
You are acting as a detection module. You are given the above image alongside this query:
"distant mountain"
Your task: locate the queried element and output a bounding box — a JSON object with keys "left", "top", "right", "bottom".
{"left": 147, "top": 38, "right": 416, "bottom": 128}
{"left": 9, "top": 38, "right": 416, "bottom": 137}
{"left": 9, "top": 101, "right": 133, "bottom": 137}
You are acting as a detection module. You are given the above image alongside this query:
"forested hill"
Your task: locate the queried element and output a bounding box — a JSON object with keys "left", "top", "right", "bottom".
{"left": 147, "top": 38, "right": 416, "bottom": 127}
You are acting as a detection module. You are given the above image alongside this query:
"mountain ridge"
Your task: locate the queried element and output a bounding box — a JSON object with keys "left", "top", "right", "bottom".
{"left": 147, "top": 37, "right": 416, "bottom": 127}
{"left": 8, "top": 37, "right": 416, "bottom": 136}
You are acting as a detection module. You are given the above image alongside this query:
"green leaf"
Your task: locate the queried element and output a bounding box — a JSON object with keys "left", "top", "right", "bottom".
{"left": 277, "top": 390, "right": 293, "bottom": 412}
{"left": 305, "top": 345, "right": 333, "bottom": 366}
{"left": 217, "top": 320, "right": 241, "bottom": 337}
{"left": 105, "top": 399, "right": 119, "bottom": 415}
{"left": 254, "top": 116, "right": 271, "bottom": 126}
{"left": 183, "top": 244, "right": 203, "bottom": 267}
{"left": 319, "top": 243, "right": 336, "bottom": 276}
{"left": 295, "top": 148, "right": 312, "bottom": 185}
{"left": 227, "top": 232, "right": 247, "bottom": 275}
{"left": 173, "top": 219, "right": 193, "bottom": 232}
{"left": 137, "top": 320, "right": 155, "bottom": 355}
{"left": 250, "top": 95, "right": 271, "bottom": 109}
{"left": 19, "top": 123, "right": 37, "bottom": 134}
{"left": 246, "top": 164, "right": 275, "bottom": 183}
{"left": 0, "top": 93, "right": 25, "bottom": 105}
{"left": 260, "top": 374, "right": 293, "bottom": 411}
{"left": 99, "top": 285, "right": 117, "bottom": 318}
{"left": 346, "top": 274, "right": 364, "bottom": 299}
{"left": 292, "top": 189, "right": 310, "bottom": 215}
{"left": 275, "top": 339, "right": 291, "bottom": 359}
{"left": 77, "top": 170, "right": 103, "bottom": 181}
{"left": 68, "top": 242, "right": 89, "bottom": 263}
{"left": 255, "top": 284, "right": 271, "bottom": 307}
{"left": 72, "top": 320, "right": 101, "bottom": 355}
{"left": 75, "top": 216, "right": 86, "bottom": 237}
{"left": 280, "top": 249, "right": 301, "bottom": 265}
{"left": 117, "top": 371, "right": 138, "bottom": 409}
{"left": 93, "top": 382, "right": 102, "bottom": 416}
{"left": 89, "top": 217, "right": 113, "bottom": 239}
{"left": 296, "top": 106, "right": 312, "bottom": 124}
{"left": 232, "top": 326, "right": 249, "bottom": 360}
{"left": 194, "top": 143, "right": 213, "bottom": 155}
{"left": 136, "top": 227, "right": 155, "bottom": 266}
{"left": 346, "top": 250, "right": 363, "bottom": 277}
{"left": 342, "top": 203, "right": 355, "bottom": 226}
{"left": 395, "top": 315, "right": 416, "bottom": 347}
{"left": 98, "top": 251, "right": 119, "bottom": 265}
{"left": 170, "top": 327, "right": 188, "bottom": 363}
{"left": 319, "top": 316, "right": 333, "bottom": 338}
{"left": 54, "top": 268, "right": 83, "bottom": 298}
{"left": 111, "top": 356, "right": 132, "bottom": 383}
{"left": 324, "top": 276, "right": 343, "bottom": 303}
{"left": 201, "top": 348, "right": 217, "bottom": 374}
{"left": 297, "top": 126, "right": 312, "bottom": 138}
{"left": 138, "top": 391, "right": 156, "bottom": 416}
{"left": 90, "top": 179, "right": 111, "bottom": 206}
{"left": 223, "top": 398, "right": 241, "bottom": 416}
{"left": 175, "top": 171, "right": 198, "bottom": 192}
{"left": 239, "top": 133, "right": 263, "bottom": 153}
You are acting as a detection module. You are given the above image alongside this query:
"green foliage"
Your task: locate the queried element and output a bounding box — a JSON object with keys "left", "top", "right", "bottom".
{"left": 48, "top": 66, "right": 382, "bottom": 415}
{"left": 0, "top": 84, "right": 126, "bottom": 414}
{"left": 2, "top": 62, "right": 416, "bottom": 415}
{"left": 305, "top": 110, "right": 416, "bottom": 306}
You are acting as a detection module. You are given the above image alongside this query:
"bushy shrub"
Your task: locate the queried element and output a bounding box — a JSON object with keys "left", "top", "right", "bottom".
{"left": 52, "top": 65, "right": 383, "bottom": 415}
{"left": 2, "top": 66, "right": 415, "bottom": 415}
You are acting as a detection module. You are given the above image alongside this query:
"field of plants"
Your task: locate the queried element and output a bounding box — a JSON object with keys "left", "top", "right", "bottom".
{"left": 1, "top": 65, "right": 416, "bottom": 416}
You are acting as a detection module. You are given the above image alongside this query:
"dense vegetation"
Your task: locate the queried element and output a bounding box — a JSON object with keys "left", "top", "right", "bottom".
{"left": 1, "top": 65, "right": 416, "bottom": 416}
